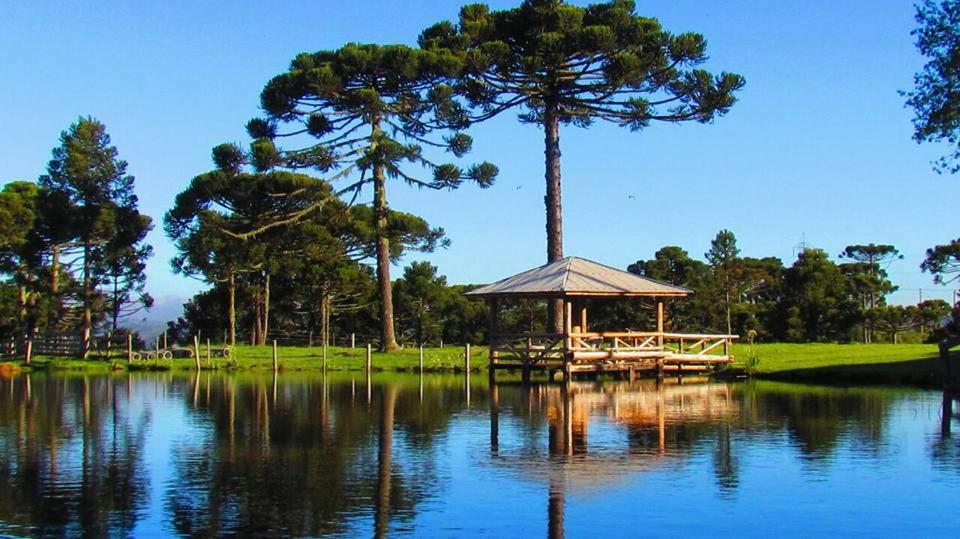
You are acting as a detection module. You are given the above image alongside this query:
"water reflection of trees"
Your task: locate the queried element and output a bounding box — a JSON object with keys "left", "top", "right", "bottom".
{"left": 744, "top": 382, "right": 892, "bottom": 462}
{"left": 165, "top": 373, "right": 473, "bottom": 537}
{"left": 931, "top": 391, "right": 960, "bottom": 473}
{"left": 489, "top": 378, "right": 901, "bottom": 538}
{"left": 0, "top": 372, "right": 944, "bottom": 537}
{"left": 492, "top": 379, "right": 896, "bottom": 468}
{"left": 0, "top": 374, "right": 150, "bottom": 537}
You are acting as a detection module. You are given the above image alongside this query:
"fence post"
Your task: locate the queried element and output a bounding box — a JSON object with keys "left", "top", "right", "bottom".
{"left": 127, "top": 334, "right": 133, "bottom": 362}
{"left": 272, "top": 340, "right": 279, "bottom": 372}
{"left": 24, "top": 340, "right": 32, "bottom": 365}
{"left": 193, "top": 336, "right": 201, "bottom": 371}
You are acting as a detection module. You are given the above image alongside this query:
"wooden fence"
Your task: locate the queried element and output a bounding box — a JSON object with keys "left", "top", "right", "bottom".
{"left": 0, "top": 333, "right": 84, "bottom": 358}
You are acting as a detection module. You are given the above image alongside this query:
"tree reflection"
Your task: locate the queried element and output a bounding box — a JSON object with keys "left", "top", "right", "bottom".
{"left": 0, "top": 374, "right": 150, "bottom": 537}
{"left": 0, "top": 372, "right": 948, "bottom": 536}
{"left": 489, "top": 376, "right": 904, "bottom": 531}
{"left": 164, "top": 373, "right": 468, "bottom": 537}
{"left": 744, "top": 382, "right": 893, "bottom": 463}
{"left": 931, "top": 391, "right": 959, "bottom": 473}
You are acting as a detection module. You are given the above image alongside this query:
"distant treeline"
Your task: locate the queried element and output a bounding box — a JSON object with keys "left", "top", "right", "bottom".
{"left": 1, "top": 118, "right": 956, "bottom": 349}
{"left": 166, "top": 231, "right": 953, "bottom": 347}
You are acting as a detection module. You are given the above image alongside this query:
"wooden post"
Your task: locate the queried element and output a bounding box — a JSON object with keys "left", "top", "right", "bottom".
{"left": 657, "top": 300, "right": 664, "bottom": 349}
{"left": 580, "top": 303, "right": 588, "bottom": 334}
{"left": 127, "top": 334, "right": 133, "bottom": 362}
{"left": 193, "top": 336, "right": 201, "bottom": 371}
{"left": 419, "top": 344, "right": 424, "bottom": 373}
{"left": 206, "top": 338, "right": 211, "bottom": 365}
{"left": 24, "top": 340, "right": 32, "bottom": 365}
{"left": 366, "top": 343, "right": 372, "bottom": 374}
{"left": 487, "top": 298, "right": 499, "bottom": 376}
{"left": 351, "top": 333, "right": 355, "bottom": 349}
{"left": 465, "top": 343, "right": 471, "bottom": 372}
{"left": 272, "top": 340, "right": 278, "bottom": 372}
{"left": 440, "top": 339, "right": 444, "bottom": 349}
{"left": 562, "top": 300, "right": 573, "bottom": 381}
{"left": 486, "top": 298, "right": 498, "bottom": 341}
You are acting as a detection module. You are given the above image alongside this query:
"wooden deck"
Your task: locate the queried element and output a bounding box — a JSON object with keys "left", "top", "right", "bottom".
{"left": 489, "top": 331, "right": 738, "bottom": 378}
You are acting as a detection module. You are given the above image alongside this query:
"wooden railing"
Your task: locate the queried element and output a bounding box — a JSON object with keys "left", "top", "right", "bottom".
{"left": 490, "top": 331, "right": 738, "bottom": 366}
{"left": 489, "top": 333, "right": 567, "bottom": 365}
{"left": 568, "top": 332, "right": 738, "bottom": 358}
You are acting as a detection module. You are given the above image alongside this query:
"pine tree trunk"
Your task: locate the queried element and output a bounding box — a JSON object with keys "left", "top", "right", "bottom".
{"left": 228, "top": 272, "right": 236, "bottom": 347}
{"left": 50, "top": 243, "right": 61, "bottom": 328}
{"left": 111, "top": 274, "right": 120, "bottom": 333}
{"left": 262, "top": 273, "right": 270, "bottom": 345}
{"left": 253, "top": 284, "right": 262, "bottom": 346}
{"left": 372, "top": 119, "right": 400, "bottom": 352}
{"left": 862, "top": 297, "right": 869, "bottom": 344}
{"left": 82, "top": 241, "right": 92, "bottom": 358}
{"left": 16, "top": 268, "right": 27, "bottom": 337}
{"left": 320, "top": 289, "right": 331, "bottom": 347}
{"left": 725, "top": 288, "right": 732, "bottom": 336}
{"left": 544, "top": 97, "right": 564, "bottom": 334}
{"left": 51, "top": 244, "right": 60, "bottom": 294}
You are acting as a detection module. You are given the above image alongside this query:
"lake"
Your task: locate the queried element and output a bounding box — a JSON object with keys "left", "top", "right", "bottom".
{"left": 0, "top": 372, "right": 957, "bottom": 537}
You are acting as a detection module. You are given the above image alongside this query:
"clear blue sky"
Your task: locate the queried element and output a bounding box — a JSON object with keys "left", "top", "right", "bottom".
{"left": 1, "top": 0, "right": 955, "bottom": 323}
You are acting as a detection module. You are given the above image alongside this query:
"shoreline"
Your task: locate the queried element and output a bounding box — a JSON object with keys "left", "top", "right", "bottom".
{"left": 2, "top": 342, "right": 950, "bottom": 388}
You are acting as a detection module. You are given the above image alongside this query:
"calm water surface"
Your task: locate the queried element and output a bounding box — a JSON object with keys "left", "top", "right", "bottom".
{"left": 0, "top": 372, "right": 957, "bottom": 537}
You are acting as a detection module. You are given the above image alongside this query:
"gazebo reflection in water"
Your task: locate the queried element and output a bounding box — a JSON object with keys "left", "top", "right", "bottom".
{"left": 487, "top": 378, "right": 739, "bottom": 539}
{"left": 466, "top": 257, "right": 739, "bottom": 380}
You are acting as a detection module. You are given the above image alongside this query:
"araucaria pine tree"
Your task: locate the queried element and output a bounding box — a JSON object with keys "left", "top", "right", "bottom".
{"left": 38, "top": 117, "right": 153, "bottom": 354}
{"left": 420, "top": 0, "right": 745, "bottom": 330}
{"left": 253, "top": 43, "right": 497, "bottom": 351}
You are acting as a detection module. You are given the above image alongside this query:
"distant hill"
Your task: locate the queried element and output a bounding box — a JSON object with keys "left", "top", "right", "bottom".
{"left": 128, "top": 295, "right": 186, "bottom": 343}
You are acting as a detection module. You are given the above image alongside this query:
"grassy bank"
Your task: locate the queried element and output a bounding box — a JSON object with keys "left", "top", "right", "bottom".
{"left": 731, "top": 342, "right": 944, "bottom": 387}
{"left": 12, "top": 344, "right": 486, "bottom": 374}
{"left": 6, "top": 341, "right": 950, "bottom": 387}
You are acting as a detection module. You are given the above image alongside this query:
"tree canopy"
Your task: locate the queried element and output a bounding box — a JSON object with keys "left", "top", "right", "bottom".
{"left": 904, "top": 0, "right": 960, "bottom": 173}
{"left": 420, "top": 0, "right": 744, "bottom": 330}
{"left": 253, "top": 42, "right": 497, "bottom": 350}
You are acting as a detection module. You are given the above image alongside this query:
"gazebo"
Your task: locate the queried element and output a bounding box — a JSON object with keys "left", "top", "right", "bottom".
{"left": 465, "top": 257, "right": 737, "bottom": 379}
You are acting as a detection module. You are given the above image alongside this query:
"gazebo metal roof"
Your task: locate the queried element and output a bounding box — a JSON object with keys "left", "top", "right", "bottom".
{"left": 464, "top": 257, "right": 691, "bottom": 299}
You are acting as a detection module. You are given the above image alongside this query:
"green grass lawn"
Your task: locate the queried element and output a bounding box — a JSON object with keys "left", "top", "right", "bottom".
{"left": 7, "top": 341, "right": 951, "bottom": 387}
{"left": 730, "top": 342, "right": 945, "bottom": 386}
{"left": 11, "top": 344, "right": 487, "bottom": 374}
